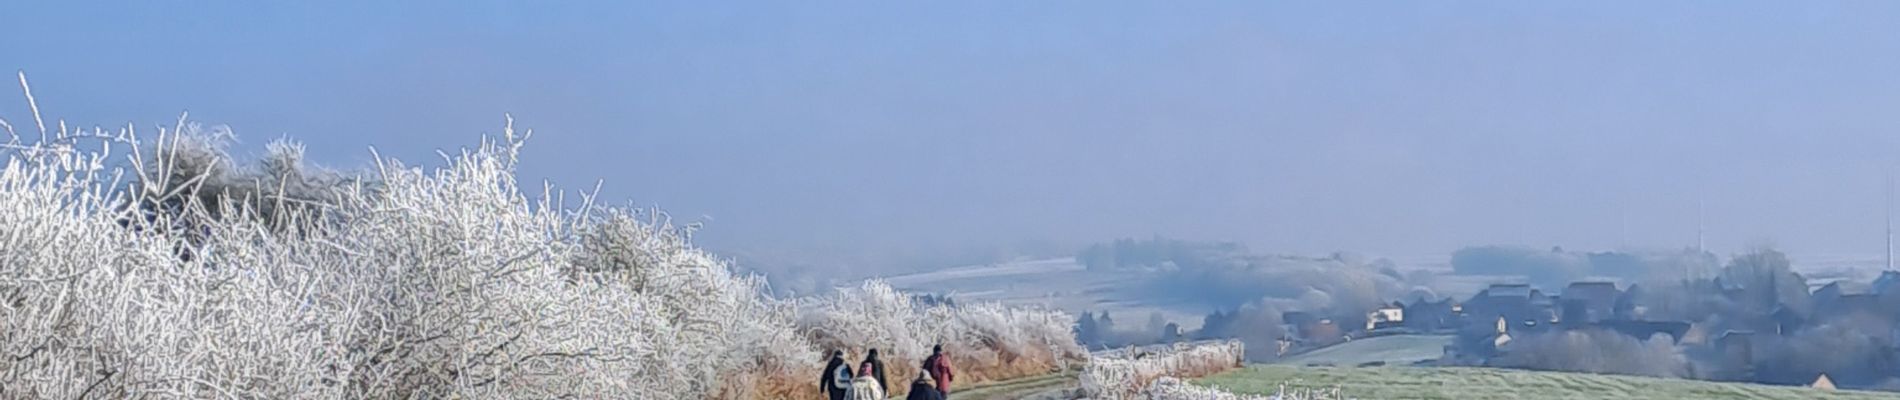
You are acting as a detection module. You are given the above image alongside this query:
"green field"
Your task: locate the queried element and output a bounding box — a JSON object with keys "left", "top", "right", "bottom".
{"left": 951, "top": 370, "right": 1077, "bottom": 400}
{"left": 1276, "top": 335, "right": 1453, "bottom": 367}
{"left": 1197, "top": 365, "right": 1900, "bottom": 400}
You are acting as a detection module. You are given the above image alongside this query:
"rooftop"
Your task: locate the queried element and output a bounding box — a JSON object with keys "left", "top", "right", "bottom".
{"left": 1486, "top": 284, "right": 1534, "bottom": 298}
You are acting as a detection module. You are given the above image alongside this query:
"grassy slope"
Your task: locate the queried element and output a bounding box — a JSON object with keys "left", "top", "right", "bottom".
{"left": 1198, "top": 365, "right": 1900, "bottom": 400}
{"left": 1276, "top": 335, "right": 1454, "bottom": 367}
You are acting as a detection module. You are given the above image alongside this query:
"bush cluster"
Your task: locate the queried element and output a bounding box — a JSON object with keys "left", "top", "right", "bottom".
{"left": 0, "top": 100, "right": 1079, "bottom": 398}
{"left": 1077, "top": 340, "right": 1245, "bottom": 400}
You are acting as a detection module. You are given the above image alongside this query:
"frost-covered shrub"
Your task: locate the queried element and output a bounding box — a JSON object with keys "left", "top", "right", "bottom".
{"left": 1144, "top": 377, "right": 1350, "bottom": 400}
{"left": 1078, "top": 340, "right": 1245, "bottom": 400}
{"left": 0, "top": 79, "right": 1082, "bottom": 399}
{"left": 799, "top": 280, "right": 1085, "bottom": 391}
{"left": 127, "top": 125, "right": 366, "bottom": 236}
{"left": 0, "top": 99, "right": 812, "bottom": 397}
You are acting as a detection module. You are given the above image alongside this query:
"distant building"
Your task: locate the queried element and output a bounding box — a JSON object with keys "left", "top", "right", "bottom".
{"left": 1769, "top": 306, "right": 1806, "bottom": 335}
{"left": 1464, "top": 284, "right": 1553, "bottom": 333}
{"left": 1813, "top": 281, "right": 1869, "bottom": 304}
{"left": 1813, "top": 282, "right": 1883, "bottom": 323}
{"left": 1717, "top": 330, "right": 1757, "bottom": 381}
{"left": 1812, "top": 374, "right": 1837, "bottom": 391}
{"left": 1873, "top": 271, "right": 1900, "bottom": 295}
{"left": 1614, "top": 284, "right": 1646, "bottom": 320}
{"left": 1401, "top": 298, "right": 1457, "bottom": 332}
{"left": 1447, "top": 284, "right": 1560, "bottom": 363}
{"left": 1560, "top": 282, "right": 1620, "bottom": 324}
{"left": 1595, "top": 320, "right": 1691, "bottom": 343}
{"left": 1366, "top": 303, "right": 1404, "bottom": 331}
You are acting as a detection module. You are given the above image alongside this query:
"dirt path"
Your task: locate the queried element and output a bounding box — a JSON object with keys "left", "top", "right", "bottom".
{"left": 948, "top": 371, "right": 1078, "bottom": 400}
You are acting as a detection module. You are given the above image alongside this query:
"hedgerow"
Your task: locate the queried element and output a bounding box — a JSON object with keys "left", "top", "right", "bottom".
{"left": 1077, "top": 340, "right": 1246, "bottom": 400}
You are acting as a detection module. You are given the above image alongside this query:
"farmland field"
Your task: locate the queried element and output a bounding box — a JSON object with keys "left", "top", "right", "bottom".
{"left": 882, "top": 258, "right": 1213, "bottom": 330}
{"left": 1276, "top": 335, "right": 1453, "bottom": 367}
{"left": 1197, "top": 365, "right": 1900, "bottom": 400}
{"left": 950, "top": 370, "right": 1077, "bottom": 400}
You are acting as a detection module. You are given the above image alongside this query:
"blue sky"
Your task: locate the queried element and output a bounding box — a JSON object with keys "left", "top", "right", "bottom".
{"left": 8, "top": 2, "right": 1900, "bottom": 261}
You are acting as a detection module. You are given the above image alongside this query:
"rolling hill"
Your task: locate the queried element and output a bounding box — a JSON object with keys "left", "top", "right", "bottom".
{"left": 1275, "top": 335, "right": 1454, "bottom": 367}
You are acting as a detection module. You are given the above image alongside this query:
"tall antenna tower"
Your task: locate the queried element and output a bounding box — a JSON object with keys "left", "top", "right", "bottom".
{"left": 1695, "top": 200, "right": 1706, "bottom": 281}
{"left": 1887, "top": 171, "right": 1893, "bottom": 271}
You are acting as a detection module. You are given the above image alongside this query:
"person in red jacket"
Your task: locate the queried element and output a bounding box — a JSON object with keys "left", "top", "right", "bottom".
{"left": 921, "top": 344, "right": 954, "bottom": 394}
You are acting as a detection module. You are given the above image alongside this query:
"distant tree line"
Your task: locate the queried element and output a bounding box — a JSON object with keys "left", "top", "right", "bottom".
{"left": 1450, "top": 245, "right": 1718, "bottom": 288}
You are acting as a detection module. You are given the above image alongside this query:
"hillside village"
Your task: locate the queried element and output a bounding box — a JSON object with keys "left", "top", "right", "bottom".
{"left": 1059, "top": 238, "right": 1900, "bottom": 390}
{"left": 1271, "top": 269, "right": 1900, "bottom": 390}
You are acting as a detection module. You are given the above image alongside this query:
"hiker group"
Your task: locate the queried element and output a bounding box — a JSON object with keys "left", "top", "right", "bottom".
{"left": 821, "top": 345, "right": 955, "bottom": 400}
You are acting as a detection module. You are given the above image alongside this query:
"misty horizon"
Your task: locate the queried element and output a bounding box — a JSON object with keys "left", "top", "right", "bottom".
{"left": 10, "top": 2, "right": 1900, "bottom": 263}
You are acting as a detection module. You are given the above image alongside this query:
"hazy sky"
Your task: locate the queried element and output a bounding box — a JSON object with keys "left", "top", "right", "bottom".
{"left": 8, "top": 2, "right": 1900, "bottom": 260}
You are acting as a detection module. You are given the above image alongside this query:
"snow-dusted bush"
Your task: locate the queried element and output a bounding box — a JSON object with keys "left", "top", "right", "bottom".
{"left": 1144, "top": 377, "right": 1349, "bottom": 400}
{"left": 1085, "top": 342, "right": 1338, "bottom": 400}
{"left": 0, "top": 84, "right": 813, "bottom": 397}
{"left": 0, "top": 78, "right": 1081, "bottom": 399}
{"left": 799, "top": 280, "right": 1085, "bottom": 391}
{"left": 1078, "top": 340, "right": 1246, "bottom": 400}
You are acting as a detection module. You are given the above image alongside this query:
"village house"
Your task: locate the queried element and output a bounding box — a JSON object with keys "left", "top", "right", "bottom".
{"left": 1768, "top": 306, "right": 1806, "bottom": 335}
{"left": 1443, "top": 280, "right": 1697, "bottom": 365}
{"left": 1613, "top": 284, "right": 1645, "bottom": 319}
{"left": 1366, "top": 302, "right": 1405, "bottom": 331}
{"left": 1462, "top": 284, "right": 1554, "bottom": 332}
{"left": 1812, "top": 374, "right": 1837, "bottom": 391}
{"left": 1445, "top": 284, "right": 1561, "bottom": 363}
{"left": 1594, "top": 320, "right": 1692, "bottom": 343}
{"left": 1445, "top": 315, "right": 1512, "bottom": 363}
{"left": 1559, "top": 282, "right": 1620, "bottom": 324}
{"left": 1281, "top": 311, "right": 1345, "bottom": 345}
{"left": 1415, "top": 273, "right": 1900, "bottom": 388}
{"left": 1813, "top": 280, "right": 1867, "bottom": 299}
{"left": 1810, "top": 281, "right": 1886, "bottom": 324}
{"left": 1401, "top": 298, "right": 1457, "bottom": 332}
{"left": 1873, "top": 271, "right": 1900, "bottom": 295}
{"left": 1716, "top": 330, "right": 1757, "bottom": 382}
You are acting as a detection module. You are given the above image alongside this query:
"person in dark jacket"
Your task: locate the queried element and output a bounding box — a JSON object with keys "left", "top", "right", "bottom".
{"left": 905, "top": 371, "right": 945, "bottom": 400}
{"left": 860, "top": 348, "right": 889, "bottom": 394}
{"left": 821, "top": 350, "right": 855, "bottom": 400}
